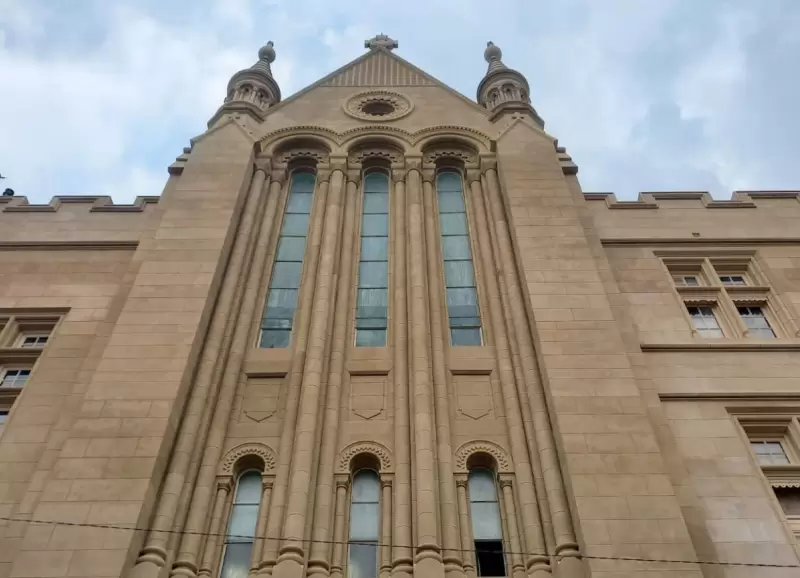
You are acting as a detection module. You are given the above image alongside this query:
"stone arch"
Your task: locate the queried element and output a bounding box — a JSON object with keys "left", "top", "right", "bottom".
{"left": 219, "top": 442, "right": 277, "bottom": 476}
{"left": 455, "top": 440, "right": 512, "bottom": 473}
{"left": 421, "top": 137, "right": 480, "bottom": 168}
{"left": 347, "top": 138, "right": 405, "bottom": 166}
{"left": 340, "top": 126, "right": 414, "bottom": 150}
{"left": 412, "top": 125, "right": 492, "bottom": 152}
{"left": 259, "top": 126, "right": 340, "bottom": 157}
{"left": 271, "top": 136, "right": 333, "bottom": 166}
{"left": 337, "top": 441, "right": 392, "bottom": 474}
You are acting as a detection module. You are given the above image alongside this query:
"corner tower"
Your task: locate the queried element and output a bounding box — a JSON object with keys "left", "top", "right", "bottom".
{"left": 477, "top": 41, "right": 544, "bottom": 128}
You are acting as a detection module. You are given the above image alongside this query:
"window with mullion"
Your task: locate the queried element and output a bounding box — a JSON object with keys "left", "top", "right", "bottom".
{"left": 355, "top": 172, "right": 389, "bottom": 347}
{"left": 220, "top": 471, "right": 262, "bottom": 578}
{"left": 437, "top": 171, "right": 482, "bottom": 346}
{"left": 348, "top": 470, "right": 380, "bottom": 578}
{"left": 260, "top": 171, "right": 315, "bottom": 348}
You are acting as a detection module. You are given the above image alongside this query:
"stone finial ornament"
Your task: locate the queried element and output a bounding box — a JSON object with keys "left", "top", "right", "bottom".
{"left": 365, "top": 33, "right": 398, "bottom": 51}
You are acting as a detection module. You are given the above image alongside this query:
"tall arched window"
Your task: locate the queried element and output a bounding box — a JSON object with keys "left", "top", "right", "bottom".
{"left": 348, "top": 469, "right": 380, "bottom": 578}
{"left": 437, "top": 171, "right": 482, "bottom": 345}
{"left": 220, "top": 471, "right": 262, "bottom": 578}
{"left": 355, "top": 171, "right": 390, "bottom": 347}
{"left": 260, "top": 171, "right": 316, "bottom": 348}
{"left": 468, "top": 468, "right": 505, "bottom": 577}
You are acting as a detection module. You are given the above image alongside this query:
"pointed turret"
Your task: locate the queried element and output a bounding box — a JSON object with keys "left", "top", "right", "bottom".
{"left": 208, "top": 41, "right": 282, "bottom": 126}
{"left": 477, "top": 41, "right": 544, "bottom": 128}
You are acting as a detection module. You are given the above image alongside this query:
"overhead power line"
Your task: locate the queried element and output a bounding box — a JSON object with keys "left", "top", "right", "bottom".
{"left": 0, "top": 515, "right": 798, "bottom": 569}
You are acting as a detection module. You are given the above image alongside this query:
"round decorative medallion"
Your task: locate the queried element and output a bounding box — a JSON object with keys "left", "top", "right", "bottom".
{"left": 343, "top": 90, "right": 413, "bottom": 122}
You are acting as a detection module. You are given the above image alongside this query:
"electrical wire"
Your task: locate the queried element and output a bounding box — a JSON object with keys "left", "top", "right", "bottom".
{"left": 1, "top": 515, "right": 798, "bottom": 569}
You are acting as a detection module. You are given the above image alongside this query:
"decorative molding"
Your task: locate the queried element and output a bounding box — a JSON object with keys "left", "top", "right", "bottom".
{"left": 454, "top": 440, "right": 511, "bottom": 473}
{"left": 601, "top": 238, "right": 800, "bottom": 247}
{"left": 659, "top": 392, "right": 800, "bottom": 402}
{"left": 343, "top": 90, "right": 413, "bottom": 122}
{"left": 276, "top": 147, "right": 328, "bottom": 165}
{"left": 337, "top": 441, "right": 392, "bottom": 473}
{"left": 219, "top": 443, "right": 277, "bottom": 475}
{"left": 641, "top": 341, "right": 800, "bottom": 352}
{"left": 422, "top": 143, "right": 478, "bottom": 166}
{"left": 349, "top": 145, "right": 404, "bottom": 165}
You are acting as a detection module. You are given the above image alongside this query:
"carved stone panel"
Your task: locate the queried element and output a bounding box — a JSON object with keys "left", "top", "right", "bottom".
{"left": 349, "top": 374, "right": 386, "bottom": 420}
{"left": 453, "top": 374, "right": 494, "bottom": 420}
{"left": 239, "top": 377, "right": 283, "bottom": 423}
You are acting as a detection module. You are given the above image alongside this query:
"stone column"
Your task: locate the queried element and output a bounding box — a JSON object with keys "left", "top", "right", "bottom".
{"left": 390, "top": 169, "right": 413, "bottom": 578}
{"left": 406, "top": 161, "right": 444, "bottom": 578}
{"left": 197, "top": 481, "right": 232, "bottom": 578}
{"left": 307, "top": 170, "right": 360, "bottom": 577}
{"left": 483, "top": 163, "right": 582, "bottom": 575}
{"left": 128, "top": 164, "right": 268, "bottom": 578}
{"left": 329, "top": 479, "right": 349, "bottom": 578}
{"left": 499, "top": 479, "right": 526, "bottom": 578}
{"left": 468, "top": 174, "right": 550, "bottom": 578}
{"left": 455, "top": 479, "right": 476, "bottom": 578}
{"left": 260, "top": 167, "right": 332, "bottom": 575}
{"left": 250, "top": 479, "right": 275, "bottom": 574}
{"left": 422, "top": 171, "right": 464, "bottom": 578}
{"left": 379, "top": 478, "right": 393, "bottom": 578}
{"left": 168, "top": 166, "right": 285, "bottom": 578}
{"left": 274, "top": 161, "right": 347, "bottom": 578}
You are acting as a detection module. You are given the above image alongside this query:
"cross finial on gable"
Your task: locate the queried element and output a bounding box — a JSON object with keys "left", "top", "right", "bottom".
{"left": 365, "top": 33, "right": 398, "bottom": 51}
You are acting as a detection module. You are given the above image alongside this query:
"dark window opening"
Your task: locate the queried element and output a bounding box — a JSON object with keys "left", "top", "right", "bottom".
{"left": 361, "top": 101, "right": 395, "bottom": 116}
{"left": 475, "top": 540, "right": 505, "bottom": 577}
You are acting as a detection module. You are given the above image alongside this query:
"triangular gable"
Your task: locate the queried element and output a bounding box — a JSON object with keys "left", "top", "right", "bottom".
{"left": 266, "top": 48, "right": 489, "bottom": 118}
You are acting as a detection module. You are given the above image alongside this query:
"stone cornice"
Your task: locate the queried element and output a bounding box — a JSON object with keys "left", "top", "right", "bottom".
{"left": 641, "top": 341, "right": 800, "bottom": 352}
{"left": 602, "top": 238, "right": 800, "bottom": 247}
{"left": 0, "top": 241, "right": 139, "bottom": 251}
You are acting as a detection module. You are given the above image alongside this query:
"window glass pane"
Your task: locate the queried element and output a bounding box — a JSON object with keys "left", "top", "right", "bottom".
{"left": 468, "top": 470, "right": 498, "bottom": 501}
{"left": 291, "top": 172, "right": 316, "bottom": 193}
{"left": 440, "top": 213, "right": 468, "bottom": 236}
{"left": 475, "top": 541, "right": 505, "bottom": 577}
{"left": 438, "top": 190, "right": 466, "bottom": 213}
{"left": 358, "top": 263, "right": 388, "bottom": 289}
{"left": 348, "top": 543, "right": 378, "bottom": 578}
{"left": 363, "top": 193, "right": 389, "bottom": 214}
{"left": 259, "top": 329, "right": 291, "bottom": 349}
{"left": 352, "top": 470, "right": 380, "bottom": 502}
{"left": 357, "top": 289, "right": 388, "bottom": 319}
{"left": 276, "top": 237, "right": 306, "bottom": 262}
{"left": 364, "top": 172, "right": 389, "bottom": 193}
{"left": 227, "top": 504, "right": 259, "bottom": 541}
{"left": 220, "top": 542, "right": 253, "bottom": 578}
{"left": 775, "top": 488, "right": 800, "bottom": 516}
{"left": 281, "top": 213, "right": 310, "bottom": 236}
{"left": 470, "top": 502, "right": 503, "bottom": 540}
{"left": 270, "top": 262, "right": 303, "bottom": 289}
{"left": 349, "top": 503, "right": 380, "bottom": 540}
{"left": 444, "top": 261, "right": 475, "bottom": 288}
{"left": 447, "top": 288, "right": 479, "bottom": 318}
{"left": 235, "top": 472, "right": 262, "bottom": 504}
{"left": 286, "top": 192, "right": 314, "bottom": 213}
{"left": 355, "top": 318, "right": 387, "bottom": 330}
{"left": 362, "top": 214, "right": 389, "bottom": 236}
{"left": 0, "top": 412, "right": 8, "bottom": 426}
{"left": 451, "top": 328, "right": 482, "bottom": 346}
{"left": 264, "top": 289, "right": 298, "bottom": 319}
{"left": 442, "top": 236, "right": 471, "bottom": 261}
{"left": 355, "top": 329, "right": 386, "bottom": 347}
{"left": 437, "top": 172, "right": 463, "bottom": 193}
{"left": 360, "top": 237, "right": 388, "bottom": 262}
{"left": 449, "top": 317, "right": 482, "bottom": 328}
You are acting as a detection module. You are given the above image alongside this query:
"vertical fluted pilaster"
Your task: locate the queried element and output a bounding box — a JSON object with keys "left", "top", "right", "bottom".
{"left": 380, "top": 478, "right": 393, "bottom": 578}
{"left": 129, "top": 165, "right": 268, "bottom": 578}
{"left": 260, "top": 170, "right": 332, "bottom": 575}
{"left": 307, "top": 171, "right": 360, "bottom": 576}
{"left": 483, "top": 165, "right": 582, "bottom": 575}
{"left": 468, "top": 175, "right": 550, "bottom": 577}
{"left": 274, "top": 162, "right": 346, "bottom": 578}
{"left": 455, "top": 479, "right": 476, "bottom": 578}
{"left": 422, "top": 174, "right": 464, "bottom": 577}
{"left": 197, "top": 481, "right": 231, "bottom": 578}
{"left": 500, "top": 480, "right": 527, "bottom": 578}
{"left": 250, "top": 480, "right": 274, "bottom": 574}
{"left": 169, "top": 167, "right": 284, "bottom": 578}
{"left": 390, "top": 171, "right": 413, "bottom": 578}
{"left": 406, "top": 163, "right": 444, "bottom": 578}
{"left": 330, "top": 480, "right": 349, "bottom": 578}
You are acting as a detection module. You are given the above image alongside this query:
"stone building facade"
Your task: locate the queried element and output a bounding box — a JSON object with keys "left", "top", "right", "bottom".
{"left": 0, "top": 35, "right": 799, "bottom": 578}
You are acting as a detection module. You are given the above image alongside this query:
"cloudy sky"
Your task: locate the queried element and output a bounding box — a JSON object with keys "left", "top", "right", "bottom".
{"left": 1, "top": 0, "right": 798, "bottom": 203}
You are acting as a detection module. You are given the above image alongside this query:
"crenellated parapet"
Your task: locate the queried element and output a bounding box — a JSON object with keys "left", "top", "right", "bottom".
{"left": 585, "top": 190, "right": 800, "bottom": 210}
{"left": 0, "top": 194, "right": 160, "bottom": 213}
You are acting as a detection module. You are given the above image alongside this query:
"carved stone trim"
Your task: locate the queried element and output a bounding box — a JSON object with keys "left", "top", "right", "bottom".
{"left": 337, "top": 441, "right": 393, "bottom": 474}
{"left": 343, "top": 90, "right": 413, "bottom": 123}
{"left": 454, "top": 440, "right": 512, "bottom": 473}
{"left": 422, "top": 143, "right": 478, "bottom": 166}
{"left": 219, "top": 443, "right": 277, "bottom": 475}
{"left": 277, "top": 147, "right": 328, "bottom": 165}
{"left": 349, "top": 145, "right": 404, "bottom": 165}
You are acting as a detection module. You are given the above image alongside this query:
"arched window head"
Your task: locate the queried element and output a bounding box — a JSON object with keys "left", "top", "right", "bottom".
{"left": 220, "top": 471, "right": 262, "bottom": 578}
{"left": 436, "top": 171, "right": 482, "bottom": 346}
{"left": 355, "top": 170, "right": 390, "bottom": 347}
{"left": 348, "top": 469, "right": 380, "bottom": 578}
{"left": 468, "top": 468, "right": 505, "bottom": 577}
{"left": 260, "top": 170, "right": 316, "bottom": 348}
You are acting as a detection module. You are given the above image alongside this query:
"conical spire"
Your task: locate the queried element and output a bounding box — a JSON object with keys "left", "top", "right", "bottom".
{"left": 208, "top": 41, "right": 282, "bottom": 126}
{"left": 477, "top": 41, "right": 543, "bottom": 127}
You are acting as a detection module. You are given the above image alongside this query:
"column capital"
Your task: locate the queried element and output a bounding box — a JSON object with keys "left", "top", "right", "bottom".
{"left": 498, "top": 477, "right": 514, "bottom": 489}
{"left": 480, "top": 155, "right": 498, "bottom": 173}
{"left": 329, "top": 156, "right": 348, "bottom": 173}
{"left": 261, "top": 478, "right": 274, "bottom": 491}
{"left": 455, "top": 478, "right": 468, "bottom": 489}
{"left": 380, "top": 478, "right": 393, "bottom": 490}
{"left": 421, "top": 168, "right": 436, "bottom": 183}
{"left": 216, "top": 478, "right": 232, "bottom": 493}
{"left": 466, "top": 168, "right": 482, "bottom": 184}
{"left": 403, "top": 156, "right": 423, "bottom": 174}
{"left": 255, "top": 158, "right": 272, "bottom": 174}
{"left": 335, "top": 479, "right": 349, "bottom": 490}
{"left": 391, "top": 168, "right": 406, "bottom": 183}
{"left": 346, "top": 169, "right": 362, "bottom": 185}
{"left": 270, "top": 168, "right": 287, "bottom": 184}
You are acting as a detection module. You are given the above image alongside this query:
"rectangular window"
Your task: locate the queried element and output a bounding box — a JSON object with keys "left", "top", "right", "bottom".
{"left": 719, "top": 274, "right": 747, "bottom": 286}
{"left": 673, "top": 275, "right": 699, "bottom": 286}
{"left": 355, "top": 172, "right": 390, "bottom": 347}
{"left": 738, "top": 306, "right": 776, "bottom": 338}
{"left": 437, "top": 171, "right": 482, "bottom": 346}
{"left": 1, "top": 369, "right": 30, "bottom": 389}
{"left": 19, "top": 334, "right": 49, "bottom": 348}
{"left": 260, "top": 172, "right": 316, "bottom": 348}
{"left": 751, "top": 440, "right": 790, "bottom": 465}
{"left": 0, "top": 412, "right": 7, "bottom": 428}
{"left": 686, "top": 306, "right": 724, "bottom": 339}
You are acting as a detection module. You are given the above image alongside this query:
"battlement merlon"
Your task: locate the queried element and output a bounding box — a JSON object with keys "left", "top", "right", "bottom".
{"left": 584, "top": 190, "right": 800, "bottom": 209}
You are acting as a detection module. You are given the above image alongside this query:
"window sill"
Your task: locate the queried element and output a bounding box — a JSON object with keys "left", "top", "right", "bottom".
{"left": 640, "top": 341, "right": 800, "bottom": 352}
